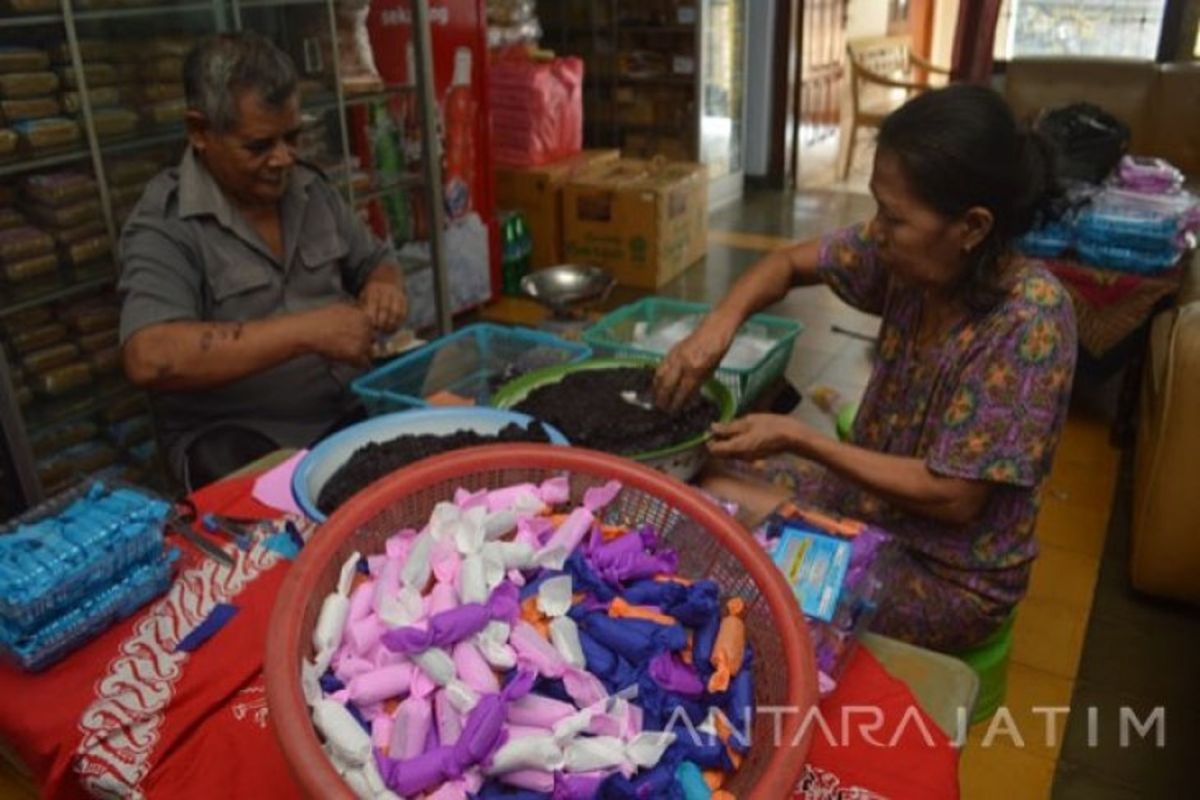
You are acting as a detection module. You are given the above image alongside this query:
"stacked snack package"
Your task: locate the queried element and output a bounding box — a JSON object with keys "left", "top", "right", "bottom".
{"left": 760, "top": 501, "right": 896, "bottom": 695}
{"left": 0, "top": 481, "right": 175, "bottom": 672}
{"left": 0, "top": 42, "right": 79, "bottom": 155}
{"left": 488, "top": 49, "right": 584, "bottom": 167}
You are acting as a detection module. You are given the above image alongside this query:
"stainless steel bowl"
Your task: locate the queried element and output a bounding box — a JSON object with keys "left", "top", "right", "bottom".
{"left": 520, "top": 264, "right": 615, "bottom": 316}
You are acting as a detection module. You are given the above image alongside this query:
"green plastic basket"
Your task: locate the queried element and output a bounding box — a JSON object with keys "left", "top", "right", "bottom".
{"left": 582, "top": 297, "right": 803, "bottom": 410}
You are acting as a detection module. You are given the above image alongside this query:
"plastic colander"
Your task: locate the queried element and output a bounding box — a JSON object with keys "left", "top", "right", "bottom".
{"left": 264, "top": 444, "right": 818, "bottom": 799}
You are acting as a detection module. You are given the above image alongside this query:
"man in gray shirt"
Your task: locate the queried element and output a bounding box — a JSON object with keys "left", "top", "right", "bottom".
{"left": 119, "top": 33, "right": 407, "bottom": 489}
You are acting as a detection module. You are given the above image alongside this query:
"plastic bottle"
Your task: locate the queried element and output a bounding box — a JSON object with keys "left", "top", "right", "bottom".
{"left": 443, "top": 47, "right": 477, "bottom": 221}
{"left": 500, "top": 211, "right": 533, "bottom": 295}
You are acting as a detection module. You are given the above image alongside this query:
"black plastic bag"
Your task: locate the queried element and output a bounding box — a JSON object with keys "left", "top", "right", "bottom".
{"left": 1035, "top": 103, "right": 1131, "bottom": 185}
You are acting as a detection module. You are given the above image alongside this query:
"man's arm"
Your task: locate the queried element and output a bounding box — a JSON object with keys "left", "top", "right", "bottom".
{"left": 123, "top": 303, "right": 374, "bottom": 392}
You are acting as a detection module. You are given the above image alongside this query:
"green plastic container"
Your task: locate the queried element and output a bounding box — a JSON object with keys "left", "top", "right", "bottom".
{"left": 582, "top": 297, "right": 803, "bottom": 411}
{"left": 956, "top": 612, "right": 1016, "bottom": 725}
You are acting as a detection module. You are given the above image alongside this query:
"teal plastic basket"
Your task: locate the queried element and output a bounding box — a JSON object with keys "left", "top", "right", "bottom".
{"left": 582, "top": 297, "right": 803, "bottom": 410}
{"left": 351, "top": 323, "right": 593, "bottom": 416}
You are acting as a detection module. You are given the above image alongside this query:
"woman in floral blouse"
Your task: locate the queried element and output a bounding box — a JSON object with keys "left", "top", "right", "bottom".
{"left": 654, "top": 85, "right": 1077, "bottom": 651}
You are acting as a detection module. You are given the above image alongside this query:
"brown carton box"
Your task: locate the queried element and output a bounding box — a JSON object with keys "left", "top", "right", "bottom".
{"left": 494, "top": 149, "right": 620, "bottom": 270}
{"left": 562, "top": 158, "right": 707, "bottom": 289}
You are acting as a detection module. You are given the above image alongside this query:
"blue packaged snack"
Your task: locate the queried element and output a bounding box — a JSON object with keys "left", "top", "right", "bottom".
{"left": 771, "top": 521, "right": 852, "bottom": 622}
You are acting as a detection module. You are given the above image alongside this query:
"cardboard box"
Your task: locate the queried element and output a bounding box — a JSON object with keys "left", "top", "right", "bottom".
{"left": 494, "top": 149, "right": 620, "bottom": 270}
{"left": 562, "top": 158, "right": 707, "bottom": 289}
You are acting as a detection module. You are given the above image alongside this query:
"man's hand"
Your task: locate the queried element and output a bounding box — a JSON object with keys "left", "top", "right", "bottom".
{"left": 708, "top": 414, "right": 819, "bottom": 461}
{"left": 358, "top": 269, "right": 407, "bottom": 333}
{"left": 304, "top": 303, "right": 374, "bottom": 366}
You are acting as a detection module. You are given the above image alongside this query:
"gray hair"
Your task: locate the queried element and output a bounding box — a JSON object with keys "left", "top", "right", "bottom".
{"left": 183, "top": 33, "right": 298, "bottom": 133}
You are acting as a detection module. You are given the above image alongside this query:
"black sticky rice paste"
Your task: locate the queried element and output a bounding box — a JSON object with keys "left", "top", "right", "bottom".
{"left": 513, "top": 366, "right": 718, "bottom": 456}
{"left": 317, "top": 421, "right": 552, "bottom": 514}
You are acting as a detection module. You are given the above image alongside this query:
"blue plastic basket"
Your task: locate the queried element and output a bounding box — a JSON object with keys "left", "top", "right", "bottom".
{"left": 582, "top": 297, "right": 803, "bottom": 410}
{"left": 351, "top": 323, "right": 593, "bottom": 416}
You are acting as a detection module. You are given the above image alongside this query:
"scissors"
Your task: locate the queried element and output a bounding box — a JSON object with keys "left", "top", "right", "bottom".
{"left": 164, "top": 498, "right": 237, "bottom": 567}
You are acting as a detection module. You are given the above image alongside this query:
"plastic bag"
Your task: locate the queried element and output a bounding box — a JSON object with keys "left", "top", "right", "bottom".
{"left": 488, "top": 53, "right": 583, "bottom": 167}
{"left": 1036, "top": 103, "right": 1130, "bottom": 185}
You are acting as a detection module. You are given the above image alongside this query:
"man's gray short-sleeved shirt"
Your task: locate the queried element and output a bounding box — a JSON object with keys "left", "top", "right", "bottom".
{"left": 118, "top": 147, "right": 395, "bottom": 477}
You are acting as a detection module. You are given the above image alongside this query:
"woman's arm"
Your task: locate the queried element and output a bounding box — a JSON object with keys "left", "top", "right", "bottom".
{"left": 709, "top": 415, "right": 991, "bottom": 527}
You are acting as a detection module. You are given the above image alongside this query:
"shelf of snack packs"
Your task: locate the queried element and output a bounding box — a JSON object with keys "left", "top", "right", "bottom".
{"left": 0, "top": 0, "right": 462, "bottom": 517}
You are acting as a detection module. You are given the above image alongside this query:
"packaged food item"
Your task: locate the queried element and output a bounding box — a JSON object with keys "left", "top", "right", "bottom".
{"left": 21, "top": 170, "right": 96, "bottom": 207}
{"left": 91, "top": 108, "right": 138, "bottom": 139}
{"left": 50, "top": 219, "right": 105, "bottom": 247}
{"left": 0, "top": 127, "right": 16, "bottom": 157}
{"left": 87, "top": 345, "right": 121, "bottom": 376}
{"left": 0, "top": 225, "right": 54, "bottom": 264}
{"left": 61, "top": 233, "right": 110, "bottom": 267}
{"left": 12, "top": 117, "right": 79, "bottom": 151}
{"left": 30, "top": 420, "right": 99, "bottom": 459}
{"left": 2, "top": 0, "right": 59, "bottom": 12}
{"left": 23, "top": 197, "right": 100, "bottom": 229}
{"left": 0, "top": 72, "right": 58, "bottom": 99}
{"left": 51, "top": 40, "right": 111, "bottom": 65}
{"left": 103, "top": 392, "right": 147, "bottom": 424}
{"left": 0, "top": 47, "right": 49, "bottom": 75}
{"left": 142, "top": 58, "right": 183, "bottom": 82}
{"left": 2, "top": 252, "right": 57, "bottom": 283}
{"left": 61, "top": 302, "right": 118, "bottom": 334}
{"left": 1, "top": 304, "right": 50, "bottom": 331}
{"left": 14, "top": 385, "right": 32, "bottom": 408}
{"left": 139, "top": 82, "right": 183, "bottom": 103}
{"left": 0, "top": 207, "right": 23, "bottom": 229}
{"left": 77, "top": 326, "right": 117, "bottom": 353}
{"left": 145, "top": 36, "right": 194, "bottom": 58}
{"left": 55, "top": 63, "right": 117, "bottom": 90}
{"left": 0, "top": 96, "right": 61, "bottom": 122}
{"left": 106, "top": 181, "right": 145, "bottom": 208}
{"left": 141, "top": 98, "right": 184, "bottom": 126}
{"left": 9, "top": 321, "right": 67, "bottom": 355}
{"left": 22, "top": 342, "right": 79, "bottom": 374}
{"left": 105, "top": 156, "right": 160, "bottom": 186}
{"left": 33, "top": 360, "right": 93, "bottom": 396}
{"left": 60, "top": 86, "right": 120, "bottom": 114}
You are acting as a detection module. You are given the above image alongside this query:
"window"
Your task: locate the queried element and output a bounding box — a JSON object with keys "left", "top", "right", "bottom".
{"left": 994, "top": 0, "right": 1169, "bottom": 60}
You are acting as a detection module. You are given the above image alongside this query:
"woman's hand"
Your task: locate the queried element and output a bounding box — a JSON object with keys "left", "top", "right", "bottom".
{"left": 708, "top": 414, "right": 820, "bottom": 461}
{"left": 653, "top": 314, "right": 737, "bottom": 412}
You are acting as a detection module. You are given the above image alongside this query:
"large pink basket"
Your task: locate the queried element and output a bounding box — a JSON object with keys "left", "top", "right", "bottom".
{"left": 265, "top": 444, "right": 818, "bottom": 799}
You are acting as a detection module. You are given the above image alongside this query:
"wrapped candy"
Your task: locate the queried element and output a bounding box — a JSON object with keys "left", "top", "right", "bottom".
{"left": 536, "top": 507, "right": 595, "bottom": 571}
{"left": 382, "top": 582, "right": 520, "bottom": 655}
{"left": 609, "top": 597, "right": 678, "bottom": 627}
{"left": 675, "top": 760, "right": 711, "bottom": 800}
{"left": 560, "top": 731, "right": 675, "bottom": 775}
{"left": 344, "top": 663, "right": 414, "bottom": 706}
{"left": 577, "top": 613, "right": 688, "bottom": 664}
{"left": 453, "top": 639, "right": 501, "bottom": 694}
{"left": 588, "top": 528, "right": 679, "bottom": 585}
{"left": 313, "top": 698, "right": 372, "bottom": 766}
{"left": 375, "top": 670, "right": 537, "bottom": 795}
{"left": 648, "top": 652, "right": 704, "bottom": 699}
{"left": 389, "top": 694, "right": 433, "bottom": 760}
{"left": 707, "top": 600, "right": 746, "bottom": 693}
{"left": 311, "top": 552, "right": 361, "bottom": 673}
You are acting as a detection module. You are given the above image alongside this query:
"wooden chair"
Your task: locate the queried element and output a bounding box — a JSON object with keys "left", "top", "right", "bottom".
{"left": 837, "top": 35, "right": 951, "bottom": 179}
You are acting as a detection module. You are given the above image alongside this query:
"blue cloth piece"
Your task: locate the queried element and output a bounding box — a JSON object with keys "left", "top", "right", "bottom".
{"left": 565, "top": 551, "right": 615, "bottom": 602}
{"left": 319, "top": 671, "right": 345, "bottom": 695}
{"left": 663, "top": 581, "right": 720, "bottom": 628}
{"left": 675, "top": 761, "right": 711, "bottom": 800}
{"left": 174, "top": 602, "right": 238, "bottom": 653}
{"left": 263, "top": 531, "right": 301, "bottom": 560}
{"left": 579, "top": 613, "right": 687, "bottom": 664}
{"left": 474, "top": 781, "right": 548, "bottom": 799}
{"left": 622, "top": 579, "right": 688, "bottom": 608}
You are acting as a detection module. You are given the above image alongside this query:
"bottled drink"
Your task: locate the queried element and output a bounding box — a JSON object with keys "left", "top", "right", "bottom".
{"left": 500, "top": 211, "right": 533, "bottom": 295}
{"left": 443, "top": 47, "right": 476, "bottom": 220}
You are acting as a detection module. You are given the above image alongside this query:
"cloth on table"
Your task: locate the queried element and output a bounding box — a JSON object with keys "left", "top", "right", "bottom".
{"left": 0, "top": 473, "right": 959, "bottom": 800}
{"left": 1043, "top": 257, "right": 1184, "bottom": 358}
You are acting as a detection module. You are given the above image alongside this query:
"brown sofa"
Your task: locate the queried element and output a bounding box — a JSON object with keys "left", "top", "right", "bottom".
{"left": 1004, "top": 58, "right": 1200, "bottom": 176}
{"left": 1006, "top": 58, "right": 1200, "bottom": 604}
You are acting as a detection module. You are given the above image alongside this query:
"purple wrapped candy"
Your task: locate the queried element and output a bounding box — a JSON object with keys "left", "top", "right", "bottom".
{"left": 376, "top": 670, "right": 537, "bottom": 795}
{"left": 566, "top": 552, "right": 616, "bottom": 602}
{"left": 647, "top": 652, "right": 704, "bottom": 699}
{"left": 587, "top": 531, "right": 679, "bottom": 586}
{"left": 555, "top": 771, "right": 608, "bottom": 799}
{"left": 382, "top": 582, "right": 519, "bottom": 655}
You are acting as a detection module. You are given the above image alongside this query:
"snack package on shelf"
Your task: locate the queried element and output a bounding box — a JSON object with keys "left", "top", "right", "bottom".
{"left": 21, "top": 341, "right": 80, "bottom": 375}
{"left": 87, "top": 345, "right": 120, "bottom": 376}
{"left": 23, "top": 196, "right": 100, "bottom": 229}
{"left": 0, "top": 225, "right": 54, "bottom": 264}
{"left": 55, "top": 62, "right": 118, "bottom": 90}
{"left": 50, "top": 40, "right": 111, "bottom": 65}
{"left": 33, "top": 360, "right": 93, "bottom": 397}
{"left": 60, "top": 298, "right": 118, "bottom": 334}
{"left": 8, "top": 321, "right": 67, "bottom": 355}
{"left": 61, "top": 86, "right": 121, "bottom": 114}
{"left": 0, "top": 46, "right": 49, "bottom": 74}
{"left": 761, "top": 503, "right": 897, "bottom": 695}
{"left": 61, "top": 233, "right": 111, "bottom": 267}
{"left": 0, "top": 95, "right": 60, "bottom": 122}
{"left": 1, "top": 252, "right": 56, "bottom": 284}
{"left": 0, "top": 71, "right": 58, "bottom": 99}
{"left": 91, "top": 107, "right": 139, "bottom": 139}
{"left": 104, "top": 155, "right": 161, "bottom": 187}
{"left": 141, "top": 98, "right": 185, "bottom": 127}
{"left": 11, "top": 117, "right": 79, "bottom": 151}
{"left": 77, "top": 326, "right": 117, "bottom": 353}
{"left": 50, "top": 219, "right": 106, "bottom": 248}
{"left": 21, "top": 169, "right": 97, "bottom": 207}
{"left": 0, "top": 127, "right": 15, "bottom": 157}
{"left": 139, "top": 82, "right": 184, "bottom": 103}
